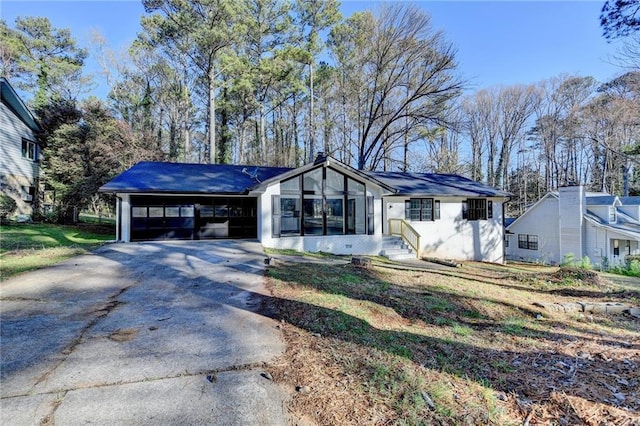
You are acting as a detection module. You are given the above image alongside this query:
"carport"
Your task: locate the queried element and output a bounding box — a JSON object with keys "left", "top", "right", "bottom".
{"left": 100, "top": 162, "right": 291, "bottom": 242}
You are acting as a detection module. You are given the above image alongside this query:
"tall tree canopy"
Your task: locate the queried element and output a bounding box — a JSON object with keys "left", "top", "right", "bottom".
{"left": 140, "top": 0, "right": 240, "bottom": 164}
{"left": 0, "top": 17, "right": 89, "bottom": 107}
{"left": 601, "top": 0, "right": 640, "bottom": 39}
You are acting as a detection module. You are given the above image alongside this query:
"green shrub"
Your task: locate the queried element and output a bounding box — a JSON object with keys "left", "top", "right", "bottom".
{"left": 561, "top": 253, "right": 591, "bottom": 270}
{"left": 561, "top": 253, "right": 576, "bottom": 267}
{"left": 610, "top": 259, "right": 640, "bottom": 277}
{"left": 0, "top": 194, "right": 17, "bottom": 220}
{"left": 577, "top": 256, "right": 592, "bottom": 270}
{"left": 625, "top": 255, "right": 640, "bottom": 267}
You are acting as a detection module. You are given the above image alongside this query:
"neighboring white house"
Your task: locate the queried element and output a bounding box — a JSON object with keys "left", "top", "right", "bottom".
{"left": 506, "top": 186, "right": 640, "bottom": 267}
{"left": 100, "top": 155, "right": 510, "bottom": 263}
{"left": 0, "top": 77, "right": 42, "bottom": 217}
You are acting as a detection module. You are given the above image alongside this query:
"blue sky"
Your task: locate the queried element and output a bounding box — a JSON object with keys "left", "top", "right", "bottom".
{"left": 1, "top": 0, "right": 625, "bottom": 97}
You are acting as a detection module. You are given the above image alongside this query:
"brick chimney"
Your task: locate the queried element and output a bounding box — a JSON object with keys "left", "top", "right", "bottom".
{"left": 314, "top": 152, "right": 326, "bottom": 164}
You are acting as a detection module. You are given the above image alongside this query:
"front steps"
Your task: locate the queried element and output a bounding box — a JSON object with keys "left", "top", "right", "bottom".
{"left": 380, "top": 235, "right": 417, "bottom": 261}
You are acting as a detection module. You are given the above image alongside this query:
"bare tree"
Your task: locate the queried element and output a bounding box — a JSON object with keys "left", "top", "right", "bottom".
{"left": 328, "top": 4, "right": 463, "bottom": 171}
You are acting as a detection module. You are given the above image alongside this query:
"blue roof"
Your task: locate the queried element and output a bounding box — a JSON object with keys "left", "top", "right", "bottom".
{"left": 1, "top": 77, "right": 40, "bottom": 133}
{"left": 365, "top": 171, "right": 512, "bottom": 197}
{"left": 585, "top": 209, "right": 640, "bottom": 238}
{"left": 586, "top": 195, "right": 618, "bottom": 206}
{"left": 620, "top": 196, "right": 640, "bottom": 205}
{"left": 101, "top": 160, "right": 510, "bottom": 198}
{"left": 100, "top": 162, "right": 292, "bottom": 194}
{"left": 504, "top": 217, "right": 516, "bottom": 227}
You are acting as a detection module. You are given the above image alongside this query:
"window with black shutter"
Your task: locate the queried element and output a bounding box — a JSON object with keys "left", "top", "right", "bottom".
{"left": 405, "top": 198, "right": 438, "bottom": 221}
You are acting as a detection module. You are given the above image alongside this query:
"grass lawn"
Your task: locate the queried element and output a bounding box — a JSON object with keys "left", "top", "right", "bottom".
{"left": 262, "top": 255, "right": 640, "bottom": 425}
{"left": 0, "top": 222, "right": 114, "bottom": 280}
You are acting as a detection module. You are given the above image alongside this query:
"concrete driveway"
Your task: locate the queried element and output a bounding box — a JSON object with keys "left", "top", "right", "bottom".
{"left": 0, "top": 240, "right": 288, "bottom": 425}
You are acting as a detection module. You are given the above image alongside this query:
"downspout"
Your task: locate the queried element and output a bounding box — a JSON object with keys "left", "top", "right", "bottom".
{"left": 502, "top": 196, "right": 512, "bottom": 264}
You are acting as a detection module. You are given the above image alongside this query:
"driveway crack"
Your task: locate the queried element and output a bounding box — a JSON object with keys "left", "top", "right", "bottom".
{"left": 39, "top": 391, "right": 67, "bottom": 426}
{"left": 6, "top": 362, "right": 269, "bottom": 399}
{"left": 28, "top": 286, "right": 133, "bottom": 393}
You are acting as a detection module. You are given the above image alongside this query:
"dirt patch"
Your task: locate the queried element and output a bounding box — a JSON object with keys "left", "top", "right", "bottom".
{"left": 108, "top": 328, "right": 138, "bottom": 342}
{"left": 548, "top": 267, "right": 607, "bottom": 286}
{"left": 262, "top": 260, "right": 640, "bottom": 425}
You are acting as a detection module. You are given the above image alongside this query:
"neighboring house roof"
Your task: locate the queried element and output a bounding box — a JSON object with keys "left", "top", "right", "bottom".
{"left": 584, "top": 209, "right": 640, "bottom": 240}
{"left": 586, "top": 195, "right": 619, "bottom": 206}
{"left": 365, "top": 171, "right": 512, "bottom": 198}
{"left": 620, "top": 196, "right": 640, "bottom": 205}
{"left": 504, "top": 217, "right": 516, "bottom": 227}
{"left": 99, "top": 161, "right": 292, "bottom": 194}
{"left": 507, "top": 188, "right": 640, "bottom": 238}
{"left": 101, "top": 157, "right": 510, "bottom": 198}
{"left": 0, "top": 77, "right": 40, "bottom": 133}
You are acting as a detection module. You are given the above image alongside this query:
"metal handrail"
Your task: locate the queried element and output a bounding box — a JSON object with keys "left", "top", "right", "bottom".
{"left": 388, "top": 218, "right": 420, "bottom": 258}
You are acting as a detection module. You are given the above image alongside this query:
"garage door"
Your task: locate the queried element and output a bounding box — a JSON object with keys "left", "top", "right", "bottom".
{"left": 130, "top": 196, "right": 257, "bottom": 241}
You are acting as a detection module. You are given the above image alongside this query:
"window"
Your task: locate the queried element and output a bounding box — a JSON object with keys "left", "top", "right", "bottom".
{"left": 406, "top": 198, "right": 439, "bottom": 221}
{"left": 21, "top": 186, "right": 35, "bottom": 202}
{"left": 22, "top": 139, "right": 37, "bottom": 161}
{"left": 272, "top": 167, "right": 370, "bottom": 237}
{"left": 132, "top": 207, "right": 147, "bottom": 217}
{"left": 518, "top": 234, "right": 538, "bottom": 250}
{"left": 608, "top": 206, "right": 617, "bottom": 223}
{"left": 504, "top": 235, "right": 509, "bottom": 248}
{"left": 462, "top": 199, "right": 491, "bottom": 220}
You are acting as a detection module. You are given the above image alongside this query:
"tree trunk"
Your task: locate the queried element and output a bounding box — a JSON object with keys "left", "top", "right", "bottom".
{"left": 209, "top": 66, "right": 216, "bottom": 164}
{"left": 308, "top": 62, "right": 315, "bottom": 162}
{"left": 184, "top": 108, "right": 190, "bottom": 162}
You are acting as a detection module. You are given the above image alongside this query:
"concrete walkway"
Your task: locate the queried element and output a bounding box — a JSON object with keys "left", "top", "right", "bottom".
{"left": 0, "top": 240, "right": 288, "bottom": 425}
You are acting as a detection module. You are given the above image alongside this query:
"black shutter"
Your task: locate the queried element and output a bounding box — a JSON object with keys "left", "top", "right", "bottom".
{"left": 434, "top": 200, "right": 440, "bottom": 220}
{"left": 405, "top": 200, "right": 411, "bottom": 220}
{"left": 272, "top": 195, "right": 281, "bottom": 238}
{"left": 367, "top": 196, "right": 374, "bottom": 235}
{"left": 487, "top": 200, "right": 493, "bottom": 219}
{"left": 462, "top": 200, "right": 468, "bottom": 219}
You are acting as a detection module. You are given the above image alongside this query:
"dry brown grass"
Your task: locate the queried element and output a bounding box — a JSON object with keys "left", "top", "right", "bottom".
{"left": 260, "top": 258, "right": 640, "bottom": 425}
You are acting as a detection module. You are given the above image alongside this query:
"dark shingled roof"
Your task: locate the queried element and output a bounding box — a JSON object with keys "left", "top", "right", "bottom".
{"left": 101, "top": 161, "right": 510, "bottom": 198}
{"left": 365, "top": 171, "right": 512, "bottom": 197}
{"left": 100, "top": 162, "right": 292, "bottom": 194}
{"left": 586, "top": 195, "right": 618, "bottom": 206}
{"left": 585, "top": 209, "right": 640, "bottom": 238}
{"left": 620, "top": 196, "right": 640, "bottom": 205}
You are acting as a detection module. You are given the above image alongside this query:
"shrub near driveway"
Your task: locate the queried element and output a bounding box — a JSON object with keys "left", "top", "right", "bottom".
{"left": 0, "top": 223, "right": 113, "bottom": 279}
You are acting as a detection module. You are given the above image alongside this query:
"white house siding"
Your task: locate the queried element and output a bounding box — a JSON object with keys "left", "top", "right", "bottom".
{"left": 506, "top": 196, "right": 561, "bottom": 264}
{"left": 586, "top": 223, "right": 640, "bottom": 268}
{"left": 585, "top": 224, "right": 606, "bottom": 267}
{"left": 384, "top": 196, "right": 505, "bottom": 263}
{"left": 619, "top": 205, "right": 639, "bottom": 221}
{"left": 259, "top": 182, "right": 385, "bottom": 255}
{"left": 0, "top": 101, "right": 40, "bottom": 215}
{"left": 588, "top": 205, "right": 612, "bottom": 221}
